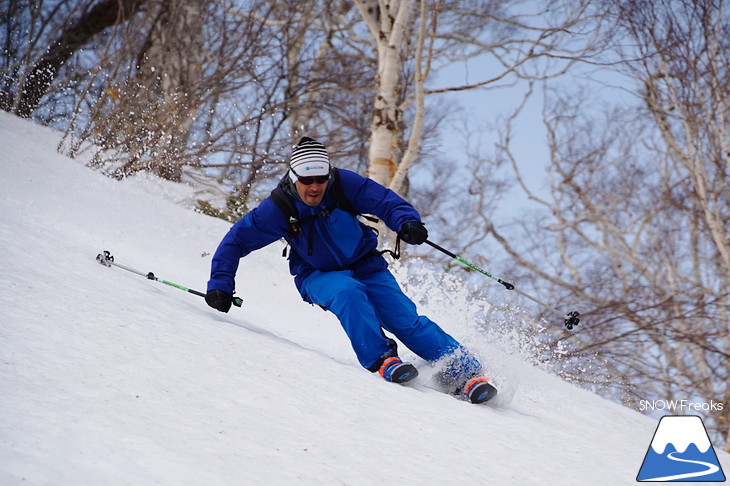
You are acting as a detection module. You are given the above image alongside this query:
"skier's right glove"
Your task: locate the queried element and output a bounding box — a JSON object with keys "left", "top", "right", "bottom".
{"left": 205, "top": 289, "right": 233, "bottom": 313}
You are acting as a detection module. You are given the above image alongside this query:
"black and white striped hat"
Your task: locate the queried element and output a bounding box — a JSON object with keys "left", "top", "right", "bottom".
{"left": 289, "top": 137, "right": 330, "bottom": 182}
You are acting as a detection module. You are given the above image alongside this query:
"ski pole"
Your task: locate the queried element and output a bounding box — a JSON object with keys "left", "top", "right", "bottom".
{"left": 95, "top": 250, "right": 243, "bottom": 308}
{"left": 424, "top": 240, "right": 580, "bottom": 330}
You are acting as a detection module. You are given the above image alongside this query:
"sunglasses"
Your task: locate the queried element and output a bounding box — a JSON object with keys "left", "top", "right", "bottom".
{"left": 295, "top": 173, "right": 330, "bottom": 185}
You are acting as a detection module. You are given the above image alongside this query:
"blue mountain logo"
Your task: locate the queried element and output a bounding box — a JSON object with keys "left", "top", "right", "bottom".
{"left": 637, "top": 415, "right": 726, "bottom": 482}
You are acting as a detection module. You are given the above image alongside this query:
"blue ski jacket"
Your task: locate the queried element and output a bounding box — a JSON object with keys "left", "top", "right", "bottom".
{"left": 207, "top": 168, "right": 421, "bottom": 298}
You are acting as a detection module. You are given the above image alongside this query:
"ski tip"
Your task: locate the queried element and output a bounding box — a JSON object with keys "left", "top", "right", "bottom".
{"left": 392, "top": 363, "right": 419, "bottom": 384}
{"left": 469, "top": 382, "right": 498, "bottom": 404}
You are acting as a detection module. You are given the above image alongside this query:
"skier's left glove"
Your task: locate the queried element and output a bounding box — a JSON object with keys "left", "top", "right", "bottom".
{"left": 206, "top": 289, "right": 233, "bottom": 313}
{"left": 398, "top": 221, "right": 428, "bottom": 245}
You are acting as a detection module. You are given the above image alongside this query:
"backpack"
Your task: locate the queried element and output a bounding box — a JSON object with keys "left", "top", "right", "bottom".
{"left": 269, "top": 167, "right": 399, "bottom": 259}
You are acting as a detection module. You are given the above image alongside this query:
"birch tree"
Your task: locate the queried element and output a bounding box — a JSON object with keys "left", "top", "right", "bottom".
{"left": 352, "top": 0, "right": 605, "bottom": 199}
{"left": 354, "top": 0, "right": 414, "bottom": 188}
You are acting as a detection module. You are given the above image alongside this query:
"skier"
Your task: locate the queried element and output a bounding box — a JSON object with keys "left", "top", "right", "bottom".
{"left": 205, "top": 137, "right": 495, "bottom": 403}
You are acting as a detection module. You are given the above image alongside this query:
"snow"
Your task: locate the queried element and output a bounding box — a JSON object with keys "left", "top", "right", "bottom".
{"left": 1, "top": 111, "right": 727, "bottom": 485}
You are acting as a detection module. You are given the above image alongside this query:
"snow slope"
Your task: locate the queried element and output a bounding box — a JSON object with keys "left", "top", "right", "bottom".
{"left": 1, "top": 112, "right": 727, "bottom": 485}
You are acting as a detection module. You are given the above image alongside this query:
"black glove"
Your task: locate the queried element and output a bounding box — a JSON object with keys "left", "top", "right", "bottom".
{"left": 206, "top": 289, "right": 233, "bottom": 313}
{"left": 398, "top": 221, "right": 428, "bottom": 245}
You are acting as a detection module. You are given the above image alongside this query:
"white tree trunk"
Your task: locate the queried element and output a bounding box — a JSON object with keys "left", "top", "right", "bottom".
{"left": 355, "top": 0, "right": 414, "bottom": 190}
{"left": 391, "top": 0, "right": 428, "bottom": 194}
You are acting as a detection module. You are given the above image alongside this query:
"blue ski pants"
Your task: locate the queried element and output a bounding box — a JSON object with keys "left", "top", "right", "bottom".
{"left": 300, "top": 268, "right": 482, "bottom": 376}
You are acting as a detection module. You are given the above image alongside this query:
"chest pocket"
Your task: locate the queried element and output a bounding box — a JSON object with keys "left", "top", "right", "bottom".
{"left": 323, "top": 208, "right": 363, "bottom": 258}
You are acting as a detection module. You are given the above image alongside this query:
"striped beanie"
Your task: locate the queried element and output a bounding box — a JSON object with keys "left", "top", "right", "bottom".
{"left": 289, "top": 137, "right": 330, "bottom": 182}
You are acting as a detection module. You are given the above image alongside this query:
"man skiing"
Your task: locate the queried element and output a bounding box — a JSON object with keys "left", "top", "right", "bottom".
{"left": 205, "top": 137, "right": 496, "bottom": 403}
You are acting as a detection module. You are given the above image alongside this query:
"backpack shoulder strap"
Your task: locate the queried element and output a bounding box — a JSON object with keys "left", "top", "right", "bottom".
{"left": 329, "top": 168, "right": 355, "bottom": 215}
{"left": 270, "top": 183, "right": 300, "bottom": 238}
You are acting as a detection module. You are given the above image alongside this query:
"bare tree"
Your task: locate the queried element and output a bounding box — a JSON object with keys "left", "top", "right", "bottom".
{"left": 352, "top": 0, "right": 605, "bottom": 191}
{"left": 1, "top": 0, "right": 148, "bottom": 117}
{"left": 497, "top": 0, "right": 730, "bottom": 447}
{"left": 80, "top": 0, "right": 210, "bottom": 180}
{"left": 344, "top": 0, "right": 609, "bottom": 282}
{"left": 54, "top": 0, "right": 294, "bottom": 198}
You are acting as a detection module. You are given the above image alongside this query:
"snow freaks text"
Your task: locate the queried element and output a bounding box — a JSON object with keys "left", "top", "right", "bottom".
{"left": 639, "top": 400, "right": 724, "bottom": 413}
